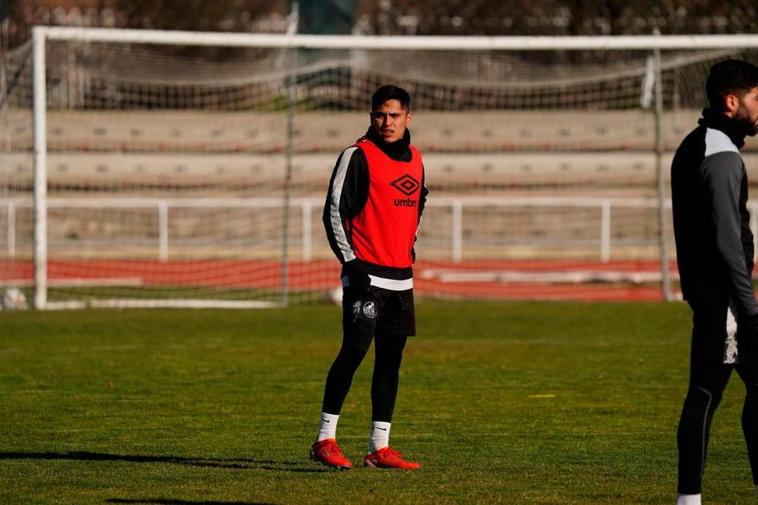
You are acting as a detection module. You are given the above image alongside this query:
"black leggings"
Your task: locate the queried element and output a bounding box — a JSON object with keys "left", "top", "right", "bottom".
{"left": 321, "top": 324, "right": 408, "bottom": 423}
{"left": 677, "top": 359, "right": 758, "bottom": 494}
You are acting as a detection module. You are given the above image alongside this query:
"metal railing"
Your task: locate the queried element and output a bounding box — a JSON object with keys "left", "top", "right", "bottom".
{"left": 4, "top": 195, "right": 732, "bottom": 264}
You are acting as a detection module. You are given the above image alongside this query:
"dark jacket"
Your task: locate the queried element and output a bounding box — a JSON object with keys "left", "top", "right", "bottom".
{"left": 671, "top": 108, "right": 758, "bottom": 316}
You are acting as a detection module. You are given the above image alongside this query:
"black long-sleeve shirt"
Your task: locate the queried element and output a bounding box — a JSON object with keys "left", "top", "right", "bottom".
{"left": 671, "top": 108, "right": 758, "bottom": 315}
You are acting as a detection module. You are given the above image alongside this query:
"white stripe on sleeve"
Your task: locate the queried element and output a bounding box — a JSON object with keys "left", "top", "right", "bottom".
{"left": 329, "top": 147, "right": 358, "bottom": 263}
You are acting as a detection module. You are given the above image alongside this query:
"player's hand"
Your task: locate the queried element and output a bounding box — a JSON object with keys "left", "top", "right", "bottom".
{"left": 739, "top": 313, "right": 758, "bottom": 363}
{"left": 740, "top": 313, "right": 758, "bottom": 338}
{"left": 343, "top": 260, "right": 370, "bottom": 292}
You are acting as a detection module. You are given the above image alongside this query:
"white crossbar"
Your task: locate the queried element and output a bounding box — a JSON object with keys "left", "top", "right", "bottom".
{"left": 35, "top": 26, "right": 758, "bottom": 51}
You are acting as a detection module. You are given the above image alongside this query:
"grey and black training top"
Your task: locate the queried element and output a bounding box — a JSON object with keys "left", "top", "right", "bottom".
{"left": 671, "top": 108, "right": 758, "bottom": 316}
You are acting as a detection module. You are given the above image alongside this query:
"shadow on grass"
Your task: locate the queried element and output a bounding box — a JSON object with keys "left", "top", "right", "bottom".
{"left": 0, "top": 451, "right": 327, "bottom": 473}
{"left": 107, "top": 499, "right": 273, "bottom": 505}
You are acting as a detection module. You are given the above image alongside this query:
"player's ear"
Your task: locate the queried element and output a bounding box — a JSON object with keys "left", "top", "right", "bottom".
{"left": 723, "top": 93, "right": 739, "bottom": 115}
{"left": 406, "top": 111, "right": 413, "bottom": 124}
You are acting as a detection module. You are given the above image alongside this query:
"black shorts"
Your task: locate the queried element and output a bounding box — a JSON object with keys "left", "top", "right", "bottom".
{"left": 342, "top": 285, "right": 416, "bottom": 337}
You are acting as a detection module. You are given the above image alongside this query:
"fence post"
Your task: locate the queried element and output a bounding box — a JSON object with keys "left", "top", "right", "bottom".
{"left": 5, "top": 200, "right": 15, "bottom": 259}
{"left": 32, "top": 28, "right": 48, "bottom": 310}
{"left": 452, "top": 199, "right": 463, "bottom": 262}
{"left": 302, "top": 200, "right": 312, "bottom": 261}
{"left": 652, "top": 36, "right": 673, "bottom": 301}
{"left": 279, "top": 47, "right": 296, "bottom": 307}
{"left": 600, "top": 199, "right": 611, "bottom": 263}
{"left": 158, "top": 200, "right": 168, "bottom": 262}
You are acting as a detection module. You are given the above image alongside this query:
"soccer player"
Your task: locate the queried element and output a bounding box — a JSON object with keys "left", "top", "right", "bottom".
{"left": 671, "top": 59, "right": 758, "bottom": 505}
{"left": 310, "top": 85, "right": 428, "bottom": 470}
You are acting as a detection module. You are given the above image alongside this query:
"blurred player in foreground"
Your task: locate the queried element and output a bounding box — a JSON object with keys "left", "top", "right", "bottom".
{"left": 671, "top": 59, "right": 758, "bottom": 505}
{"left": 311, "top": 85, "right": 428, "bottom": 470}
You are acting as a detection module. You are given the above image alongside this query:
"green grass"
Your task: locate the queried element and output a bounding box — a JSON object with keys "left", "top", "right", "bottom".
{"left": 0, "top": 301, "right": 754, "bottom": 504}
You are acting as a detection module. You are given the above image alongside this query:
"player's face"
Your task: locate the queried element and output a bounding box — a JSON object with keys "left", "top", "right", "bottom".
{"left": 735, "top": 87, "right": 758, "bottom": 137}
{"left": 370, "top": 99, "right": 412, "bottom": 143}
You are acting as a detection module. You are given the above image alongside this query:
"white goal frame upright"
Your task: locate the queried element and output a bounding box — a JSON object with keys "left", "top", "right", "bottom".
{"left": 27, "top": 26, "right": 758, "bottom": 309}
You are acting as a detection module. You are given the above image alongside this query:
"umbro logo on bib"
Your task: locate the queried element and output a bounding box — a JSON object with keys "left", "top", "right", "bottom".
{"left": 390, "top": 174, "right": 419, "bottom": 196}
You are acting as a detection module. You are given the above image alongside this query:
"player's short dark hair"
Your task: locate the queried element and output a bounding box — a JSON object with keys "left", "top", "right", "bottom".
{"left": 706, "top": 59, "right": 758, "bottom": 111}
{"left": 371, "top": 85, "right": 411, "bottom": 111}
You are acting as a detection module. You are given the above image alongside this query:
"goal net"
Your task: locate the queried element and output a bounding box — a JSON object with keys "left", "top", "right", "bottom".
{"left": 2, "top": 28, "right": 757, "bottom": 308}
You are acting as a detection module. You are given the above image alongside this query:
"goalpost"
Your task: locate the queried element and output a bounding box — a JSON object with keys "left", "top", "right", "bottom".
{"left": 2, "top": 27, "right": 758, "bottom": 308}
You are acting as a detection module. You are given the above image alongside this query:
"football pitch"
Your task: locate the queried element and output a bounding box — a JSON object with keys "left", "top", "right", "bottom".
{"left": 0, "top": 301, "right": 754, "bottom": 504}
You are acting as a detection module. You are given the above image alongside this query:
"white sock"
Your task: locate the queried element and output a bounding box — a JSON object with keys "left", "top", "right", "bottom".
{"left": 317, "top": 412, "right": 339, "bottom": 441}
{"left": 676, "top": 494, "right": 701, "bottom": 505}
{"left": 369, "top": 421, "right": 391, "bottom": 453}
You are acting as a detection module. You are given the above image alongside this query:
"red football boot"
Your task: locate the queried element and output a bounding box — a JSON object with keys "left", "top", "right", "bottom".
{"left": 364, "top": 446, "right": 421, "bottom": 470}
{"left": 310, "top": 438, "right": 352, "bottom": 469}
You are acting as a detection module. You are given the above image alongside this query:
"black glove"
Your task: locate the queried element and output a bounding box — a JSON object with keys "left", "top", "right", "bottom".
{"left": 343, "top": 260, "right": 370, "bottom": 292}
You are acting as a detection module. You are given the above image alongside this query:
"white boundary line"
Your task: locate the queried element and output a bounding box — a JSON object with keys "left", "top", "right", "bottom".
{"left": 3, "top": 277, "right": 143, "bottom": 288}
{"left": 419, "top": 269, "right": 680, "bottom": 285}
{"left": 44, "top": 299, "right": 283, "bottom": 310}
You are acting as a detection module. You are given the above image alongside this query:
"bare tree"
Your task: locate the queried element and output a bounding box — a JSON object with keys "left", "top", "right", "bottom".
{"left": 114, "top": 0, "right": 284, "bottom": 31}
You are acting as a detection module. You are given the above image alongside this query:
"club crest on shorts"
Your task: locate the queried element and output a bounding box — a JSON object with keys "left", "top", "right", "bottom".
{"left": 362, "top": 301, "right": 377, "bottom": 319}
{"left": 723, "top": 334, "right": 738, "bottom": 364}
{"left": 724, "top": 307, "right": 739, "bottom": 364}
